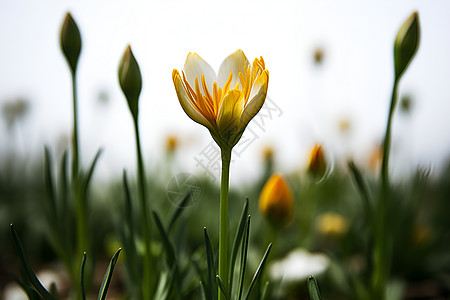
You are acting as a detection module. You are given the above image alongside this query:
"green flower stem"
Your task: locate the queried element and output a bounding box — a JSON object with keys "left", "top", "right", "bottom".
{"left": 218, "top": 147, "right": 232, "bottom": 300}
{"left": 71, "top": 72, "right": 80, "bottom": 180}
{"left": 71, "top": 71, "right": 86, "bottom": 299}
{"left": 133, "top": 116, "right": 152, "bottom": 299}
{"left": 372, "top": 79, "right": 399, "bottom": 300}
{"left": 381, "top": 79, "right": 398, "bottom": 190}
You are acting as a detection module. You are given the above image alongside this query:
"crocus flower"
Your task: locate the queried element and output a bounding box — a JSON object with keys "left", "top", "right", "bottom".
{"left": 259, "top": 173, "right": 294, "bottom": 228}
{"left": 172, "top": 49, "right": 269, "bottom": 150}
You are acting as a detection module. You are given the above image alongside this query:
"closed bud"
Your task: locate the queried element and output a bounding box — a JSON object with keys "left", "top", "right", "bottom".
{"left": 259, "top": 173, "right": 294, "bottom": 229}
{"left": 394, "top": 12, "right": 420, "bottom": 81}
{"left": 118, "top": 46, "right": 142, "bottom": 119}
{"left": 60, "top": 13, "right": 81, "bottom": 74}
{"left": 307, "top": 144, "right": 327, "bottom": 178}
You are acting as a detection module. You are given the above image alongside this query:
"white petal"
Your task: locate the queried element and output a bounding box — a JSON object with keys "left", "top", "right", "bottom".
{"left": 173, "top": 70, "right": 213, "bottom": 130}
{"left": 217, "top": 49, "right": 250, "bottom": 90}
{"left": 239, "top": 70, "right": 269, "bottom": 130}
{"left": 184, "top": 53, "right": 216, "bottom": 95}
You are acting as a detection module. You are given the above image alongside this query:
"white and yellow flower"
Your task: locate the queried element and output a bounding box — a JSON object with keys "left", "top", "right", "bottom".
{"left": 172, "top": 49, "right": 269, "bottom": 149}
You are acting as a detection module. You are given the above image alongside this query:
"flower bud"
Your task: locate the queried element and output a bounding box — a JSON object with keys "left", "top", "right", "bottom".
{"left": 307, "top": 144, "right": 327, "bottom": 178}
{"left": 118, "top": 46, "right": 142, "bottom": 119}
{"left": 394, "top": 12, "right": 420, "bottom": 81}
{"left": 259, "top": 173, "right": 294, "bottom": 229}
{"left": 60, "top": 12, "right": 81, "bottom": 74}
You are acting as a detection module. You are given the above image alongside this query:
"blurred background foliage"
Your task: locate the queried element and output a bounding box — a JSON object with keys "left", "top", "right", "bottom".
{"left": 1, "top": 139, "right": 450, "bottom": 298}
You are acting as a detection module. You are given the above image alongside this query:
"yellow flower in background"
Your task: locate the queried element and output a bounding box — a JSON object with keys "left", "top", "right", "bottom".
{"left": 165, "top": 135, "right": 178, "bottom": 154}
{"left": 262, "top": 146, "right": 274, "bottom": 162}
{"left": 259, "top": 173, "right": 294, "bottom": 228}
{"left": 316, "top": 212, "right": 349, "bottom": 237}
{"left": 307, "top": 144, "right": 327, "bottom": 178}
{"left": 172, "top": 49, "right": 269, "bottom": 150}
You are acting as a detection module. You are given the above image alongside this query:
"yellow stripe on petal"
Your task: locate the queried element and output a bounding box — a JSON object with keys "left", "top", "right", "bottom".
{"left": 173, "top": 70, "right": 213, "bottom": 130}
{"left": 216, "top": 89, "right": 244, "bottom": 135}
{"left": 239, "top": 70, "right": 269, "bottom": 131}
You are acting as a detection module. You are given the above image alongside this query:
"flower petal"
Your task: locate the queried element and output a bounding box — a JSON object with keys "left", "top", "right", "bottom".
{"left": 184, "top": 53, "right": 216, "bottom": 94}
{"left": 218, "top": 49, "right": 250, "bottom": 90}
{"left": 216, "top": 89, "right": 244, "bottom": 135}
{"left": 239, "top": 70, "right": 269, "bottom": 130}
{"left": 173, "top": 70, "right": 214, "bottom": 130}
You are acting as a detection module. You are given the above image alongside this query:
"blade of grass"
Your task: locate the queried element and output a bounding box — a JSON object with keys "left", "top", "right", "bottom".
{"left": 97, "top": 248, "right": 121, "bottom": 300}
{"left": 237, "top": 216, "right": 250, "bottom": 300}
{"left": 152, "top": 210, "right": 176, "bottom": 267}
{"left": 82, "top": 148, "right": 103, "bottom": 201}
{"left": 229, "top": 198, "right": 249, "bottom": 292}
{"left": 204, "top": 227, "right": 217, "bottom": 300}
{"left": 168, "top": 190, "right": 192, "bottom": 233}
{"left": 44, "top": 146, "right": 57, "bottom": 222}
{"left": 260, "top": 281, "right": 270, "bottom": 300}
{"left": 10, "top": 224, "right": 58, "bottom": 300}
{"left": 348, "top": 161, "right": 373, "bottom": 220}
{"left": 216, "top": 275, "right": 230, "bottom": 300}
{"left": 80, "top": 252, "right": 87, "bottom": 300}
{"left": 122, "top": 170, "right": 139, "bottom": 285}
{"left": 244, "top": 243, "right": 272, "bottom": 300}
{"left": 307, "top": 276, "right": 322, "bottom": 300}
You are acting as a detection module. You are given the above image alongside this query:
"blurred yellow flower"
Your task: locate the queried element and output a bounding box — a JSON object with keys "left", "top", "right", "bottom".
{"left": 369, "top": 144, "right": 383, "bottom": 174}
{"left": 172, "top": 49, "right": 269, "bottom": 150}
{"left": 307, "top": 144, "right": 327, "bottom": 178}
{"left": 262, "top": 146, "right": 274, "bottom": 162}
{"left": 316, "top": 212, "right": 349, "bottom": 237}
{"left": 165, "top": 135, "right": 178, "bottom": 153}
{"left": 259, "top": 173, "right": 294, "bottom": 228}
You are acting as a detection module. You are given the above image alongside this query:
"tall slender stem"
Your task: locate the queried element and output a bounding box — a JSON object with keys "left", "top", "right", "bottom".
{"left": 133, "top": 117, "right": 152, "bottom": 299}
{"left": 218, "top": 148, "right": 231, "bottom": 300}
{"left": 71, "top": 71, "right": 86, "bottom": 300}
{"left": 381, "top": 79, "right": 398, "bottom": 190}
{"left": 372, "top": 79, "right": 398, "bottom": 300}
{"left": 71, "top": 72, "right": 79, "bottom": 180}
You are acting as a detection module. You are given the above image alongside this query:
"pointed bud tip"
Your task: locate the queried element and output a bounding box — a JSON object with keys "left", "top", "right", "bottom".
{"left": 60, "top": 12, "right": 82, "bottom": 73}
{"left": 394, "top": 11, "right": 420, "bottom": 80}
{"left": 118, "top": 45, "right": 142, "bottom": 119}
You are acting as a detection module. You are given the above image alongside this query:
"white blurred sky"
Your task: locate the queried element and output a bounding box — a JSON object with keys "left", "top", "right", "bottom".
{"left": 1, "top": 0, "right": 450, "bottom": 185}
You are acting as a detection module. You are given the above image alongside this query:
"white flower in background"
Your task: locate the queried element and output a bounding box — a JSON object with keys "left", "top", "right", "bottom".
{"left": 269, "top": 248, "right": 329, "bottom": 284}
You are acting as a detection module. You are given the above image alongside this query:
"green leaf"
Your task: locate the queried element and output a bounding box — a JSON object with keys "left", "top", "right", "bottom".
{"left": 237, "top": 216, "right": 250, "bottom": 300}
{"left": 244, "top": 243, "right": 272, "bottom": 300}
{"left": 97, "top": 248, "right": 121, "bottom": 300}
{"left": 153, "top": 266, "right": 177, "bottom": 300}
{"left": 260, "top": 281, "right": 270, "bottom": 300}
{"left": 168, "top": 190, "right": 192, "bottom": 233}
{"left": 216, "top": 275, "right": 230, "bottom": 300}
{"left": 152, "top": 210, "right": 177, "bottom": 267}
{"left": 394, "top": 12, "right": 420, "bottom": 81}
{"left": 10, "top": 224, "right": 58, "bottom": 300}
{"left": 44, "top": 146, "right": 57, "bottom": 222}
{"left": 229, "top": 198, "right": 249, "bottom": 292}
{"left": 307, "top": 276, "right": 322, "bottom": 300}
{"left": 121, "top": 170, "right": 139, "bottom": 284}
{"left": 204, "top": 227, "right": 217, "bottom": 300}
{"left": 348, "top": 161, "right": 373, "bottom": 221}
{"left": 82, "top": 148, "right": 103, "bottom": 201}
{"left": 80, "top": 252, "right": 87, "bottom": 300}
